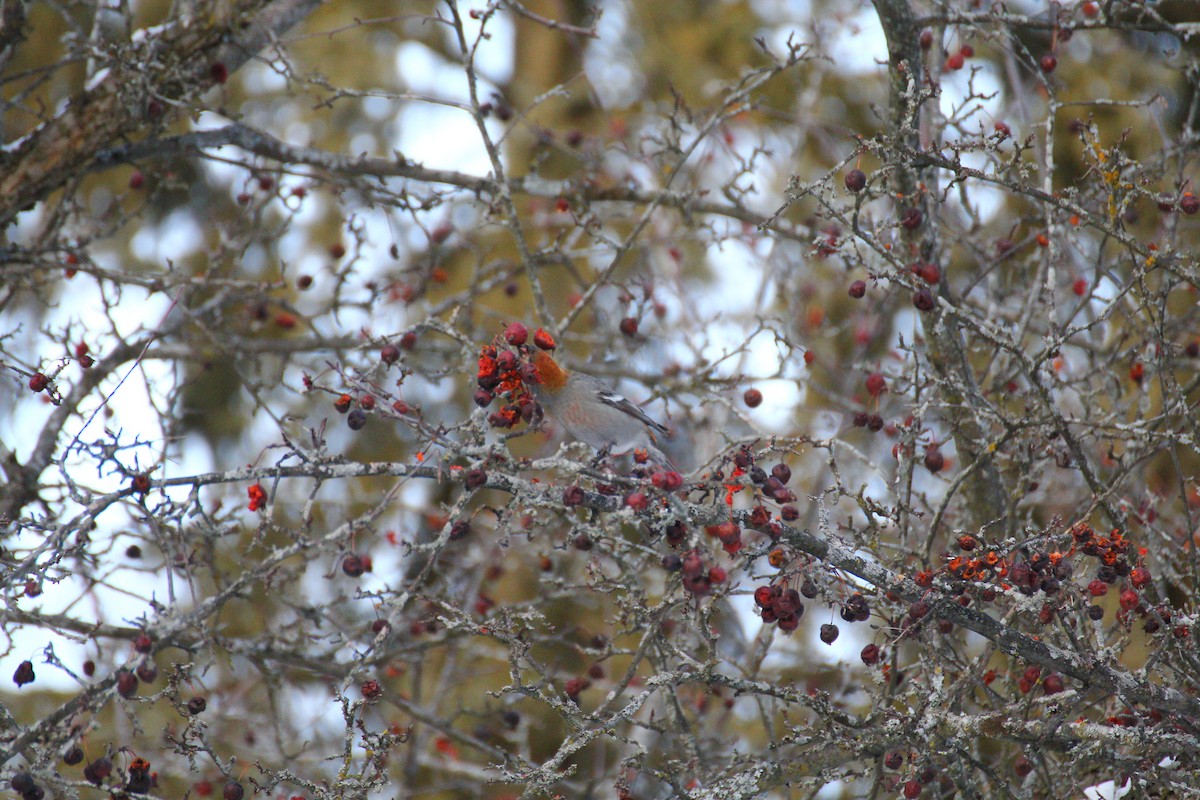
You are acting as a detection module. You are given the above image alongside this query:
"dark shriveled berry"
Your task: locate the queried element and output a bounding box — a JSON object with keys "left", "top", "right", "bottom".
{"left": 13, "top": 660, "right": 35, "bottom": 687}
{"left": 844, "top": 168, "right": 867, "bottom": 193}
{"left": 117, "top": 670, "right": 139, "bottom": 696}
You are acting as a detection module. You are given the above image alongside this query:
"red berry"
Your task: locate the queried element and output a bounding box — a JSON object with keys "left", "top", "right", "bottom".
{"left": 533, "top": 328, "right": 556, "bottom": 350}
{"left": 944, "top": 52, "right": 964, "bottom": 71}
{"left": 210, "top": 61, "right": 229, "bottom": 84}
{"left": 819, "top": 623, "right": 839, "bottom": 644}
{"left": 848, "top": 279, "right": 866, "bottom": 298}
{"left": 994, "top": 121, "right": 1011, "bottom": 137}
{"left": 844, "top": 168, "right": 866, "bottom": 193}
{"left": 1130, "top": 567, "right": 1151, "bottom": 588}
{"left": 503, "top": 322, "right": 528, "bottom": 346}
{"left": 1087, "top": 579, "right": 1108, "bottom": 597}
{"left": 908, "top": 600, "right": 930, "bottom": 620}
{"left": 342, "top": 554, "right": 366, "bottom": 577}
{"left": 28, "top": 373, "right": 49, "bottom": 392}
{"left": 860, "top": 643, "right": 880, "bottom": 665}
{"left": 743, "top": 388, "right": 763, "bottom": 407}
{"left": 1082, "top": 1, "right": 1098, "bottom": 16}
{"left": 129, "top": 171, "right": 145, "bottom": 189}
{"left": 464, "top": 468, "right": 487, "bottom": 490}
{"left": 85, "top": 757, "right": 112, "bottom": 784}
{"left": 619, "top": 317, "right": 639, "bottom": 336}
{"left": 959, "top": 44, "right": 974, "bottom": 58}
{"left": 381, "top": 344, "right": 400, "bottom": 365}
{"left": 1072, "top": 278, "right": 1088, "bottom": 296}
{"left": 900, "top": 208, "right": 923, "bottom": 229}
{"left": 651, "top": 471, "right": 683, "bottom": 492}
{"left": 913, "top": 289, "right": 935, "bottom": 312}
{"left": 133, "top": 633, "right": 153, "bottom": 653}
{"left": 919, "top": 29, "right": 933, "bottom": 50}
{"left": 1014, "top": 755, "right": 1033, "bottom": 777}
{"left": 1182, "top": 192, "right": 1200, "bottom": 214}
{"left": 223, "top": 780, "right": 244, "bottom": 800}
{"left": 865, "top": 372, "right": 887, "bottom": 396}
{"left": 923, "top": 447, "right": 945, "bottom": 473}
{"left": 903, "top": 779, "right": 922, "bottom": 798}
{"left": 117, "top": 669, "right": 138, "bottom": 697}
{"left": 1043, "top": 673, "right": 1064, "bottom": 694}
{"left": 1040, "top": 54, "right": 1057, "bottom": 73}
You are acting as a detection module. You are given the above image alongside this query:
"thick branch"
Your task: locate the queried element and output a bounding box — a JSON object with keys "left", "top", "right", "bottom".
{"left": 0, "top": 0, "right": 321, "bottom": 228}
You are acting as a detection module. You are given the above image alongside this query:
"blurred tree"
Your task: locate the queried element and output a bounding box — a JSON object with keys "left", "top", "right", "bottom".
{"left": 4, "top": 0, "right": 1200, "bottom": 798}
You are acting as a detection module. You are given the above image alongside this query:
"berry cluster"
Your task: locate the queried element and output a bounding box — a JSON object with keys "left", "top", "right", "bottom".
{"left": 1004, "top": 550, "right": 1072, "bottom": 597}
{"left": 677, "top": 549, "right": 726, "bottom": 596}
{"left": 474, "top": 323, "right": 553, "bottom": 428}
{"left": 753, "top": 584, "right": 804, "bottom": 632}
{"left": 726, "top": 447, "right": 797, "bottom": 515}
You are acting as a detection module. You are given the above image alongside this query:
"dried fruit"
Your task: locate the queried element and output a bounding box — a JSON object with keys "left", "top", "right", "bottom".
{"left": 13, "top": 660, "right": 34, "bottom": 687}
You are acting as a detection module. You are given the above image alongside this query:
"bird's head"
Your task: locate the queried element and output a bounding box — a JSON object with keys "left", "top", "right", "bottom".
{"left": 528, "top": 349, "right": 568, "bottom": 392}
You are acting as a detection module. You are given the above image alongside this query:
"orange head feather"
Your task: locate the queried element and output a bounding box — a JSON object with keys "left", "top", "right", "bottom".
{"left": 530, "top": 350, "right": 568, "bottom": 392}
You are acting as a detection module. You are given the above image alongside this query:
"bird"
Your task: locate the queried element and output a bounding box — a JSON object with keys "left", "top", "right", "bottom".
{"left": 526, "top": 349, "right": 676, "bottom": 470}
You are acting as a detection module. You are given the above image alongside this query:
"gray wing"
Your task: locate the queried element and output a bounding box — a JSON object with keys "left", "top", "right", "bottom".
{"left": 597, "top": 390, "right": 669, "bottom": 434}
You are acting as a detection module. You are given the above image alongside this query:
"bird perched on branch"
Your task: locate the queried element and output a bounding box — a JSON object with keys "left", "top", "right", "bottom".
{"left": 526, "top": 349, "right": 675, "bottom": 469}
